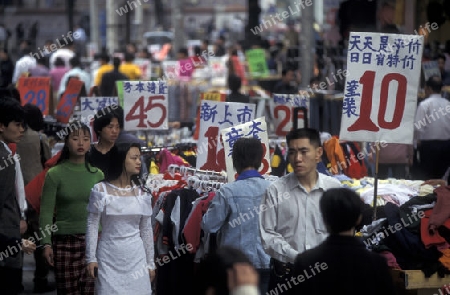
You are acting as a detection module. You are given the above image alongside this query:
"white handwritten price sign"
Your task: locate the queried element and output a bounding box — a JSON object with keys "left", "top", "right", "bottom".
{"left": 123, "top": 81, "right": 168, "bottom": 131}
{"left": 80, "top": 97, "right": 119, "bottom": 141}
{"left": 339, "top": 32, "right": 424, "bottom": 144}
{"left": 270, "top": 93, "right": 309, "bottom": 136}
{"left": 196, "top": 101, "right": 256, "bottom": 172}
{"left": 221, "top": 117, "right": 271, "bottom": 182}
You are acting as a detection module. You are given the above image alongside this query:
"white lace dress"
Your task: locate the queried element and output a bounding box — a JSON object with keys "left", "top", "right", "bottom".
{"left": 86, "top": 182, "right": 155, "bottom": 295}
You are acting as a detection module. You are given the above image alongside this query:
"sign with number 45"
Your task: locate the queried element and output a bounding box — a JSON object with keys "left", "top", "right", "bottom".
{"left": 123, "top": 81, "right": 168, "bottom": 131}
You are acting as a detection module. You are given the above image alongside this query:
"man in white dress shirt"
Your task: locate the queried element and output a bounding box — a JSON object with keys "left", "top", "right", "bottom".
{"left": 414, "top": 76, "right": 450, "bottom": 179}
{"left": 259, "top": 128, "right": 341, "bottom": 294}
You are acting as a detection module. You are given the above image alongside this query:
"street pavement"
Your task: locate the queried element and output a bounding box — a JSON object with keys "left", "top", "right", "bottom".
{"left": 21, "top": 253, "right": 56, "bottom": 295}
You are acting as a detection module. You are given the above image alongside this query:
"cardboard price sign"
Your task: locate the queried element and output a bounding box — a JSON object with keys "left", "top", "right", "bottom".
{"left": 55, "top": 78, "right": 85, "bottom": 123}
{"left": 220, "top": 117, "right": 271, "bottom": 182}
{"left": 17, "top": 77, "right": 51, "bottom": 115}
{"left": 270, "top": 93, "right": 309, "bottom": 136}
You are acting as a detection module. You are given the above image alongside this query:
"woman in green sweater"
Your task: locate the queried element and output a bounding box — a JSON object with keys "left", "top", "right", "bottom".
{"left": 40, "top": 122, "right": 104, "bottom": 295}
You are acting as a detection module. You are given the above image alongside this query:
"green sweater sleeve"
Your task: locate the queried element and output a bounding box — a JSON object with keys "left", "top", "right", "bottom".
{"left": 39, "top": 170, "right": 58, "bottom": 245}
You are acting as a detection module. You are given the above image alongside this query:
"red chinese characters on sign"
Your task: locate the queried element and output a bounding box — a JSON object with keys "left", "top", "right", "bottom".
{"left": 55, "top": 78, "right": 84, "bottom": 123}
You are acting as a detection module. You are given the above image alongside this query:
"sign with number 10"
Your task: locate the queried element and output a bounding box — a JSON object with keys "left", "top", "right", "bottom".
{"left": 123, "top": 81, "right": 168, "bottom": 131}
{"left": 339, "top": 32, "right": 424, "bottom": 144}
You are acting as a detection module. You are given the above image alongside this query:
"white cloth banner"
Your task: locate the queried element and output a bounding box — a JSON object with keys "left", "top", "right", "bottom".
{"left": 339, "top": 32, "right": 424, "bottom": 144}
{"left": 196, "top": 101, "right": 256, "bottom": 172}
{"left": 221, "top": 117, "right": 271, "bottom": 182}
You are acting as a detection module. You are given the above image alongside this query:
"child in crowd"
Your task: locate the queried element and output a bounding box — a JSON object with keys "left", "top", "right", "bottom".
{"left": 40, "top": 122, "right": 103, "bottom": 294}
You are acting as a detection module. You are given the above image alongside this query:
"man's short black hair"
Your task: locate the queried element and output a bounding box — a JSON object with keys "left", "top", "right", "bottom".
{"left": 426, "top": 76, "right": 443, "bottom": 93}
{"left": 232, "top": 137, "right": 263, "bottom": 174}
{"left": 69, "top": 56, "right": 81, "bottom": 68}
{"left": 124, "top": 52, "right": 135, "bottom": 62}
{"left": 100, "top": 53, "right": 110, "bottom": 63}
{"left": 93, "top": 106, "right": 122, "bottom": 137}
{"left": 437, "top": 54, "right": 446, "bottom": 62}
{"left": 320, "top": 188, "right": 364, "bottom": 234}
{"left": 23, "top": 104, "right": 44, "bottom": 131}
{"left": 112, "top": 57, "right": 121, "bottom": 69}
{"left": 228, "top": 74, "right": 242, "bottom": 92}
{"left": 286, "top": 128, "right": 321, "bottom": 147}
{"left": 54, "top": 57, "right": 65, "bottom": 67}
{"left": 178, "top": 47, "right": 189, "bottom": 58}
{"left": 0, "top": 96, "right": 25, "bottom": 127}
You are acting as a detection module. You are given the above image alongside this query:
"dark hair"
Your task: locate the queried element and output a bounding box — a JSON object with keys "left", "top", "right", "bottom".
{"left": 282, "top": 68, "right": 293, "bottom": 77}
{"left": 124, "top": 52, "right": 135, "bottom": 62}
{"left": 104, "top": 142, "right": 141, "bottom": 184}
{"left": 36, "top": 56, "right": 48, "bottom": 66}
{"left": 0, "top": 96, "right": 25, "bottom": 127}
{"left": 437, "top": 54, "right": 446, "bottom": 62}
{"left": 113, "top": 57, "right": 122, "bottom": 69}
{"left": 0, "top": 86, "right": 21, "bottom": 103}
{"left": 93, "top": 106, "right": 122, "bottom": 137}
{"left": 54, "top": 57, "right": 65, "bottom": 67}
{"left": 320, "top": 188, "right": 364, "bottom": 234}
{"left": 193, "top": 45, "right": 201, "bottom": 56}
{"left": 193, "top": 247, "right": 253, "bottom": 295}
{"left": 113, "top": 105, "right": 125, "bottom": 126}
{"left": 69, "top": 56, "right": 81, "bottom": 68}
{"left": 232, "top": 137, "right": 263, "bottom": 173}
{"left": 228, "top": 74, "right": 242, "bottom": 92}
{"left": 286, "top": 128, "right": 322, "bottom": 147}
{"left": 100, "top": 53, "right": 110, "bottom": 63}
{"left": 23, "top": 104, "right": 44, "bottom": 131}
{"left": 56, "top": 122, "right": 97, "bottom": 173}
{"left": 426, "top": 76, "right": 443, "bottom": 93}
{"left": 178, "top": 47, "right": 189, "bottom": 57}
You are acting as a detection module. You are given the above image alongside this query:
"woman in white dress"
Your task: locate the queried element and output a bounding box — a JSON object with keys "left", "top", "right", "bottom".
{"left": 86, "top": 142, "right": 155, "bottom": 294}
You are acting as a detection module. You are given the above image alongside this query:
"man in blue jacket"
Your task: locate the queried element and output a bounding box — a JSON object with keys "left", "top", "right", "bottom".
{"left": 202, "top": 137, "right": 271, "bottom": 294}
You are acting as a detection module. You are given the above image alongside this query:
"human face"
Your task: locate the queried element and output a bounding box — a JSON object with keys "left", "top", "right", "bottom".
{"left": 67, "top": 129, "right": 91, "bottom": 158}
{"left": 124, "top": 147, "right": 141, "bottom": 175}
{"left": 287, "top": 138, "right": 322, "bottom": 180}
{"left": 100, "top": 118, "right": 120, "bottom": 144}
{"left": 0, "top": 121, "right": 25, "bottom": 144}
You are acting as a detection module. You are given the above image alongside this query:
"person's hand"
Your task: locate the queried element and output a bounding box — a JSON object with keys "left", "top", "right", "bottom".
{"left": 422, "top": 179, "right": 447, "bottom": 187}
{"left": 87, "top": 262, "right": 98, "bottom": 278}
{"left": 149, "top": 269, "right": 156, "bottom": 282}
{"left": 21, "top": 239, "right": 36, "bottom": 254}
{"left": 227, "top": 263, "right": 258, "bottom": 291}
{"left": 43, "top": 246, "right": 54, "bottom": 266}
{"left": 20, "top": 220, "right": 27, "bottom": 235}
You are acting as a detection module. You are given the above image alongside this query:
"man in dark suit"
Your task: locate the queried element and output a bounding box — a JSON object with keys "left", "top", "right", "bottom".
{"left": 292, "top": 188, "right": 396, "bottom": 295}
{"left": 99, "top": 57, "right": 128, "bottom": 96}
{"left": 0, "top": 97, "right": 36, "bottom": 294}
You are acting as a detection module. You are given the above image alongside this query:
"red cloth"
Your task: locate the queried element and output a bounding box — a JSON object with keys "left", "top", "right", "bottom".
{"left": 429, "top": 185, "right": 450, "bottom": 231}
{"left": 24, "top": 151, "right": 61, "bottom": 213}
{"left": 421, "top": 209, "right": 450, "bottom": 248}
{"left": 182, "top": 192, "right": 216, "bottom": 253}
{"left": 158, "top": 148, "right": 190, "bottom": 174}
